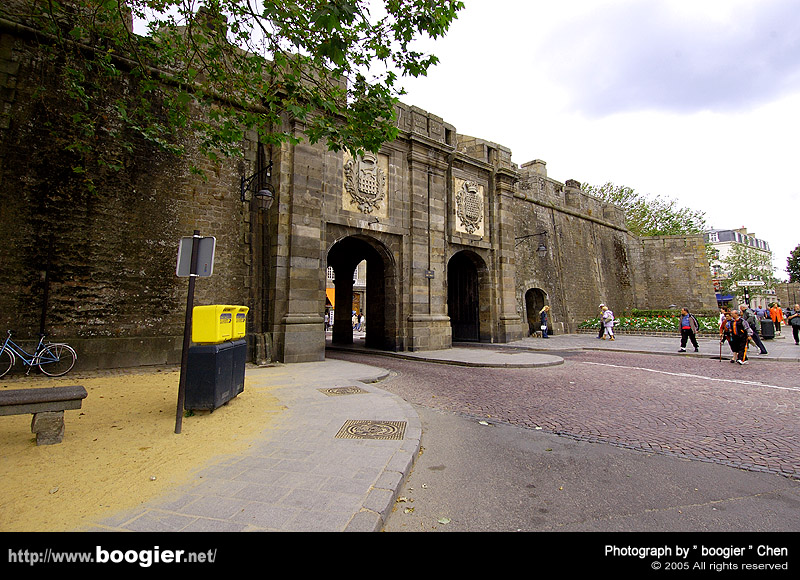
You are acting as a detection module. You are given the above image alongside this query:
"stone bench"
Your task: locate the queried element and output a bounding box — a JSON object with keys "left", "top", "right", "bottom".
{"left": 0, "top": 386, "right": 88, "bottom": 445}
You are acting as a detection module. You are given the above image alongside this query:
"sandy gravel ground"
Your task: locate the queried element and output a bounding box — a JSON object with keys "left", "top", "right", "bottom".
{"left": 0, "top": 366, "right": 283, "bottom": 532}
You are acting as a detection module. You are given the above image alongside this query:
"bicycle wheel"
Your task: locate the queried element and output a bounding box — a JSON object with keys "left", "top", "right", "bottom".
{"left": 0, "top": 347, "right": 14, "bottom": 378}
{"left": 37, "top": 343, "right": 77, "bottom": 377}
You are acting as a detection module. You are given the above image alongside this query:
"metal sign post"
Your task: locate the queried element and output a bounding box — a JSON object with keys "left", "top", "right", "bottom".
{"left": 737, "top": 280, "right": 765, "bottom": 309}
{"left": 176, "top": 235, "right": 216, "bottom": 278}
{"left": 174, "top": 231, "right": 215, "bottom": 434}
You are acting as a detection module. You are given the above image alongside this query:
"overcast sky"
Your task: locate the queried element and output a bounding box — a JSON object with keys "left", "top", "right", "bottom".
{"left": 397, "top": 0, "right": 799, "bottom": 280}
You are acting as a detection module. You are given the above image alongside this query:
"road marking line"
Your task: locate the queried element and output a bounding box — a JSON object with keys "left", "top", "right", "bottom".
{"left": 582, "top": 362, "right": 800, "bottom": 393}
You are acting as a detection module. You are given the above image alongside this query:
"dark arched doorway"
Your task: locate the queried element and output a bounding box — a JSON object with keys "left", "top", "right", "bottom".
{"left": 525, "top": 288, "right": 547, "bottom": 336}
{"left": 448, "top": 251, "right": 486, "bottom": 342}
{"left": 327, "top": 235, "right": 397, "bottom": 350}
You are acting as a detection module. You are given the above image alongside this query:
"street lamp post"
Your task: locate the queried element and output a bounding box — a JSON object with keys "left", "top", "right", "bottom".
{"left": 515, "top": 231, "right": 548, "bottom": 257}
{"left": 241, "top": 157, "right": 275, "bottom": 364}
{"left": 241, "top": 160, "right": 275, "bottom": 210}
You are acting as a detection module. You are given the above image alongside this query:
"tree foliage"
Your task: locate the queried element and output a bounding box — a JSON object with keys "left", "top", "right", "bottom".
{"left": 2, "top": 0, "right": 463, "bottom": 181}
{"left": 581, "top": 182, "right": 706, "bottom": 237}
{"left": 718, "top": 243, "right": 777, "bottom": 303}
{"left": 787, "top": 244, "right": 800, "bottom": 283}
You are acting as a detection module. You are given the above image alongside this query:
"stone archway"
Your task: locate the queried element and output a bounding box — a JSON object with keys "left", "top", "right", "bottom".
{"left": 448, "top": 250, "right": 491, "bottom": 342}
{"left": 327, "top": 235, "right": 398, "bottom": 350}
{"left": 525, "top": 288, "right": 547, "bottom": 336}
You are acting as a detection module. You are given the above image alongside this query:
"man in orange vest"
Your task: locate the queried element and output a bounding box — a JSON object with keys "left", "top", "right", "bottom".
{"left": 769, "top": 303, "right": 784, "bottom": 335}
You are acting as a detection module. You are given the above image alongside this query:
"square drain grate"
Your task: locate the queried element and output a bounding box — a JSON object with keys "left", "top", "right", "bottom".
{"left": 335, "top": 420, "right": 407, "bottom": 440}
{"left": 319, "top": 386, "right": 369, "bottom": 396}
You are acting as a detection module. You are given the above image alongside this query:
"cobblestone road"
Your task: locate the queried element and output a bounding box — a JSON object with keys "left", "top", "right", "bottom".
{"left": 329, "top": 350, "right": 800, "bottom": 480}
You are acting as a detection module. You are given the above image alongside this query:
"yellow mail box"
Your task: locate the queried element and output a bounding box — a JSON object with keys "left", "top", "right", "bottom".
{"left": 232, "top": 306, "right": 249, "bottom": 339}
{"left": 192, "top": 305, "right": 236, "bottom": 344}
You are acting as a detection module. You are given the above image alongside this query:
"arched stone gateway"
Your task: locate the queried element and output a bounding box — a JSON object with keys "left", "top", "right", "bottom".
{"left": 327, "top": 235, "right": 398, "bottom": 351}
{"left": 259, "top": 129, "right": 714, "bottom": 365}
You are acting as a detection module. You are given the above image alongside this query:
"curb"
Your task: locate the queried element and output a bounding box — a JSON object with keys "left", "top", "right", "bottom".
{"left": 344, "top": 397, "right": 421, "bottom": 532}
{"left": 326, "top": 344, "right": 564, "bottom": 368}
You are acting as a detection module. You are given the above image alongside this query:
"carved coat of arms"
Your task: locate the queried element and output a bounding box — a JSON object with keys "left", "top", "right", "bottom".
{"left": 456, "top": 180, "right": 484, "bottom": 234}
{"left": 344, "top": 152, "right": 386, "bottom": 214}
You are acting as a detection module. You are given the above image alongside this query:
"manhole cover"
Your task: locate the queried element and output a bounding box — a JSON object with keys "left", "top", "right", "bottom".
{"left": 335, "top": 420, "right": 406, "bottom": 440}
{"left": 319, "top": 386, "right": 368, "bottom": 396}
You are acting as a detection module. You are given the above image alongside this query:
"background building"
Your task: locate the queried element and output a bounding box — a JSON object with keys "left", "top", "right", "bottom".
{"left": 705, "top": 227, "right": 777, "bottom": 307}
{"left": 325, "top": 262, "right": 366, "bottom": 332}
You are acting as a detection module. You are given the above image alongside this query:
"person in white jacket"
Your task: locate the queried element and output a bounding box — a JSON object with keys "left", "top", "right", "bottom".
{"left": 601, "top": 305, "right": 615, "bottom": 340}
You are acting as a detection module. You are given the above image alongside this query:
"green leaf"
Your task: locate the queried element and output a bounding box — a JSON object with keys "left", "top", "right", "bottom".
{"left": 16, "top": 0, "right": 464, "bottom": 175}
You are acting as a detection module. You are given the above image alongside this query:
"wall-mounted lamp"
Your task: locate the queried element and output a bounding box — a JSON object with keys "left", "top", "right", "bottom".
{"left": 241, "top": 160, "right": 275, "bottom": 210}
{"left": 515, "top": 231, "right": 548, "bottom": 257}
{"left": 536, "top": 241, "right": 547, "bottom": 258}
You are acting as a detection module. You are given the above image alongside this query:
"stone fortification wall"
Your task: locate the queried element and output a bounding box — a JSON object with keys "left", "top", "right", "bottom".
{"left": 775, "top": 282, "right": 800, "bottom": 308}
{"left": 0, "top": 18, "right": 261, "bottom": 368}
{"left": 629, "top": 235, "right": 718, "bottom": 312}
{"left": 513, "top": 163, "right": 716, "bottom": 331}
{"left": 513, "top": 165, "right": 634, "bottom": 332}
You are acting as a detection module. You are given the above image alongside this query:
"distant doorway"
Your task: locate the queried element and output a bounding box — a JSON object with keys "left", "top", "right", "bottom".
{"left": 525, "top": 288, "right": 547, "bottom": 336}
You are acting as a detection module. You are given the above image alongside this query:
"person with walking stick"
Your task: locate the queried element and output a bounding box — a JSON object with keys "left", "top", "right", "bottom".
{"left": 727, "top": 309, "right": 752, "bottom": 365}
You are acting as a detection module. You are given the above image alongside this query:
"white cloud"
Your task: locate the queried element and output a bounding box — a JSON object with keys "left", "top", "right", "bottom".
{"left": 397, "top": 0, "right": 799, "bottom": 280}
{"left": 538, "top": 0, "right": 800, "bottom": 116}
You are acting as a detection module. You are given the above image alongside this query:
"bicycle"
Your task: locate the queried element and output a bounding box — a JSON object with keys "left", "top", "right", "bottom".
{"left": 0, "top": 330, "right": 77, "bottom": 378}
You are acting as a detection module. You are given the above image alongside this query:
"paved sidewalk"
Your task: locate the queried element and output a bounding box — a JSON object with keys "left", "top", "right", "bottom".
{"left": 490, "top": 329, "right": 800, "bottom": 362}
{"left": 82, "top": 331, "right": 796, "bottom": 532}
{"left": 83, "top": 359, "right": 420, "bottom": 532}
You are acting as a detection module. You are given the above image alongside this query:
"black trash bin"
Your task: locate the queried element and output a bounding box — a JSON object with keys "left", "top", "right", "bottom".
{"left": 760, "top": 319, "right": 775, "bottom": 340}
{"left": 230, "top": 339, "right": 247, "bottom": 397}
{"left": 185, "top": 340, "right": 246, "bottom": 411}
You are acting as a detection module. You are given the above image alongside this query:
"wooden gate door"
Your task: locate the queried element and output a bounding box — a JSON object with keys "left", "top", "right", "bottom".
{"left": 448, "top": 253, "right": 479, "bottom": 342}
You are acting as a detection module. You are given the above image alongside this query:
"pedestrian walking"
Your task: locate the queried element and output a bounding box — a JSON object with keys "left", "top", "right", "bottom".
{"left": 788, "top": 304, "right": 800, "bottom": 345}
{"left": 769, "top": 303, "right": 783, "bottom": 335}
{"left": 718, "top": 306, "right": 730, "bottom": 331}
{"left": 359, "top": 313, "right": 365, "bottom": 332}
{"left": 727, "top": 309, "right": 752, "bottom": 364}
{"left": 739, "top": 304, "right": 767, "bottom": 355}
{"left": 720, "top": 311, "right": 733, "bottom": 360}
{"left": 678, "top": 307, "right": 699, "bottom": 352}
{"left": 601, "top": 305, "right": 615, "bottom": 340}
{"left": 597, "top": 303, "right": 606, "bottom": 339}
{"left": 539, "top": 305, "right": 550, "bottom": 338}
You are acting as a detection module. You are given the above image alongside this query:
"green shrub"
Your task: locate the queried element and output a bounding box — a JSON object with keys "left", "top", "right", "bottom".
{"left": 579, "top": 313, "right": 719, "bottom": 332}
